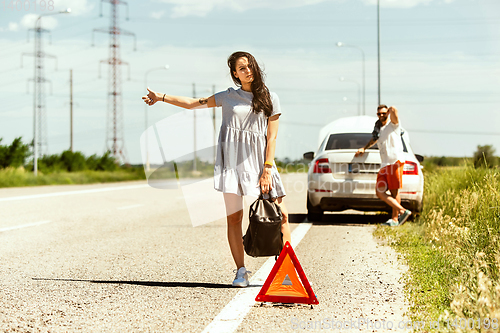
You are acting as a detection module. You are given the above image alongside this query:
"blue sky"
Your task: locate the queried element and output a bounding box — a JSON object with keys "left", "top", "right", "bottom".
{"left": 1, "top": 0, "right": 499, "bottom": 164}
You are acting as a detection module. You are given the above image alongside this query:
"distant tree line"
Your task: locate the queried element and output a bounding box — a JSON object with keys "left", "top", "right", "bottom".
{"left": 1, "top": 137, "right": 498, "bottom": 173}
{"left": 0, "top": 137, "right": 118, "bottom": 173}
{"left": 422, "top": 156, "right": 469, "bottom": 167}
{"left": 423, "top": 145, "right": 498, "bottom": 169}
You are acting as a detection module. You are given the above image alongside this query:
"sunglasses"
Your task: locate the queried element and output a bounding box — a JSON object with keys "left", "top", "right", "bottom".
{"left": 377, "top": 112, "right": 388, "bottom": 116}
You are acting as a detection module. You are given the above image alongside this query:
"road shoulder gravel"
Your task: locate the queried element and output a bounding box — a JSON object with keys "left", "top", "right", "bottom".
{"left": 237, "top": 223, "right": 409, "bottom": 332}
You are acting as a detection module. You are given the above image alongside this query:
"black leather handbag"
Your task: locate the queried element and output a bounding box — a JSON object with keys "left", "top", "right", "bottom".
{"left": 243, "top": 196, "right": 283, "bottom": 257}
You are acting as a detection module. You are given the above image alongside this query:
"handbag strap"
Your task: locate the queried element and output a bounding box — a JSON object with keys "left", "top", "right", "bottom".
{"left": 249, "top": 194, "right": 282, "bottom": 218}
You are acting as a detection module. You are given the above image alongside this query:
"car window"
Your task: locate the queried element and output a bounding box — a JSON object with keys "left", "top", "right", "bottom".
{"left": 325, "top": 133, "right": 379, "bottom": 150}
{"left": 317, "top": 135, "right": 329, "bottom": 154}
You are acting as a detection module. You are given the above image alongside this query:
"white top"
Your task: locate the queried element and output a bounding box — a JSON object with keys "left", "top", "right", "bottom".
{"left": 212, "top": 87, "right": 286, "bottom": 199}
{"left": 377, "top": 120, "right": 406, "bottom": 167}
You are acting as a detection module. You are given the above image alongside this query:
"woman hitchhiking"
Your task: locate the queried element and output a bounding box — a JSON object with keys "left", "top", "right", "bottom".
{"left": 142, "top": 51, "right": 291, "bottom": 288}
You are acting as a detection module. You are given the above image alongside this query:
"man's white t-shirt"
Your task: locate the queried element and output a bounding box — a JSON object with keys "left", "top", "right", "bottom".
{"left": 377, "top": 120, "right": 405, "bottom": 167}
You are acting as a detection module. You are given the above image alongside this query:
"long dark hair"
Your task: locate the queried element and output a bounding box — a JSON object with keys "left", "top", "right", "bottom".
{"left": 227, "top": 51, "right": 273, "bottom": 117}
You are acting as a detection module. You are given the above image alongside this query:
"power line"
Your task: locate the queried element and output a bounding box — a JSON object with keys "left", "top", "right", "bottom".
{"left": 0, "top": 41, "right": 32, "bottom": 58}
{"left": 50, "top": 16, "right": 100, "bottom": 35}
{"left": 128, "top": 16, "right": 500, "bottom": 27}
{"left": 279, "top": 122, "right": 500, "bottom": 137}
{"left": 407, "top": 129, "right": 500, "bottom": 136}
{"left": 281, "top": 101, "right": 500, "bottom": 106}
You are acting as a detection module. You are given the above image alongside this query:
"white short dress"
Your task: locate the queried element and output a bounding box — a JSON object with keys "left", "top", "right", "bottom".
{"left": 213, "top": 87, "right": 286, "bottom": 199}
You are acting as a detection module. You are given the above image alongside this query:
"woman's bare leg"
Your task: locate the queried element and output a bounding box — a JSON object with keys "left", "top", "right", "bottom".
{"left": 276, "top": 197, "right": 291, "bottom": 245}
{"left": 224, "top": 193, "right": 245, "bottom": 269}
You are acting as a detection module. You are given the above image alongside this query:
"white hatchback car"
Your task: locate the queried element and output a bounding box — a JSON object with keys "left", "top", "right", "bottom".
{"left": 303, "top": 116, "right": 424, "bottom": 221}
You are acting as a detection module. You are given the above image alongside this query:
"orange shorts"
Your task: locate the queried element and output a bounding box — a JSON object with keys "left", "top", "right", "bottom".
{"left": 376, "top": 161, "right": 404, "bottom": 191}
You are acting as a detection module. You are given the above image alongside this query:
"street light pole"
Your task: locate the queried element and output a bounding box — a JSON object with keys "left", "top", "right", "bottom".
{"left": 377, "top": 0, "right": 381, "bottom": 105}
{"left": 144, "top": 65, "right": 169, "bottom": 172}
{"left": 337, "top": 42, "right": 365, "bottom": 115}
{"left": 32, "top": 8, "right": 71, "bottom": 176}
{"left": 70, "top": 69, "right": 73, "bottom": 152}
{"left": 212, "top": 84, "right": 216, "bottom": 164}
{"left": 192, "top": 83, "right": 196, "bottom": 172}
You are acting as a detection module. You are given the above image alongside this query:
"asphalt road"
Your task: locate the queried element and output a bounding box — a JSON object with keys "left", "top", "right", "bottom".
{"left": 0, "top": 173, "right": 409, "bottom": 332}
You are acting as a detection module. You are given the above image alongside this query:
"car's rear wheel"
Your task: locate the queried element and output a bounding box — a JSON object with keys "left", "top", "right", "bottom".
{"left": 307, "top": 211, "right": 324, "bottom": 222}
{"left": 307, "top": 194, "right": 324, "bottom": 222}
{"left": 409, "top": 211, "right": 419, "bottom": 221}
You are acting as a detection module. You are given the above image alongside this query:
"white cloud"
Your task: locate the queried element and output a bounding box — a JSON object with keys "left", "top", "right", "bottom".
{"left": 153, "top": 0, "right": 457, "bottom": 17}
{"left": 151, "top": 10, "right": 166, "bottom": 20}
{"left": 362, "top": 0, "right": 456, "bottom": 8}
{"left": 8, "top": 22, "right": 19, "bottom": 31}
{"left": 155, "top": 0, "right": 329, "bottom": 18}
{"left": 163, "top": 0, "right": 224, "bottom": 18}
{"left": 21, "top": 14, "right": 59, "bottom": 30}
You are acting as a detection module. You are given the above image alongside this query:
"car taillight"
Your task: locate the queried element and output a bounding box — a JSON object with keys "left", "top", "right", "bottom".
{"left": 403, "top": 161, "right": 418, "bottom": 175}
{"left": 313, "top": 158, "right": 331, "bottom": 173}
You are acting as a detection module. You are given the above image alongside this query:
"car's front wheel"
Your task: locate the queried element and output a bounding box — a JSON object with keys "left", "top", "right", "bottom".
{"left": 307, "top": 194, "right": 324, "bottom": 222}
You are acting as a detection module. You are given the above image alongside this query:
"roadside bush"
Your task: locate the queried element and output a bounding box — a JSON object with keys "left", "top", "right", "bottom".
{"left": 422, "top": 156, "right": 470, "bottom": 169}
{"left": 91, "top": 151, "right": 117, "bottom": 171}
{"left": 275, "top": 158, "right": 309, "bottom": 173}
{"left": 61, "top": 150, "right": 87, "bottom": 171}
{"left": 83, "top": 152, "right": 117, "bottom": 171}
{"left": 0, "top": 137, "right": 31, "bottom": 168}
{"left": 0, "top": 136, "right": 121, "bottom": 173}
{"left": 28, "top": 150, "right": 118, "bottom": 173}
{"left": 0, "top": 138, "right": 145, "bottom": 187}
{"left": 473, "top": 144, "right": 498, "bottom": 168}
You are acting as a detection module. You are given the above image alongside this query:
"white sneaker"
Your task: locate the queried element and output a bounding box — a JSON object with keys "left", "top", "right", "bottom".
{"left": 382, "top": 218, "right": 399, "bottom": 227}
{"left": 232, "top": 267, "right": 250, "bottom": 287}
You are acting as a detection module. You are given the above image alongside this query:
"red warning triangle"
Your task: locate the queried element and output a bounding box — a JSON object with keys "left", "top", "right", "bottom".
{"left": 256, "top": 241, "right": 319, "bottom": 304}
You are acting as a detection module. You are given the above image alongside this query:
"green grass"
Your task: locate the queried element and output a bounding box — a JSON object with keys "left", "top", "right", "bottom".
{"left": 376, "top": 223, "right": 457, "bottom": 322}
{"left": 1, "top": 159, "right": 311, "bottom": 189}
{"left": 0, "top": 167, "right": 146, "bottom": 187}
{"left": 375, "top": 164, "right": 500, "bottom": 329}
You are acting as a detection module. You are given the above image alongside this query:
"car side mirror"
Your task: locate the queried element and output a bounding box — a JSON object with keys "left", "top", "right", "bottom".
{"left": 303, "top": 152, "right": 314, "bottom": 161}
{"left": 415, "top": 154, "right": 424, "bottom": 163}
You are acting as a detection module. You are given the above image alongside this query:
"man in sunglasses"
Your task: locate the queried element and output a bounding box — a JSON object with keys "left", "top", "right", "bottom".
{"left": 355, "top": 104, "right": 412, "bottom": 226}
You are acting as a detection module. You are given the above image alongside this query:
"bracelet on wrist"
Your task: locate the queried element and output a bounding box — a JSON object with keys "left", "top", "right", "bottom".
{"left": 162, "top": 93, "right": 166, "bottom": 102}
{"left": 264, "top": 161, "right": 273, "bottom": 166}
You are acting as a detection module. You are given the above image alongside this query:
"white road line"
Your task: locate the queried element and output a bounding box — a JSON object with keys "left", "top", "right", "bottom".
{"left": 0, "top": 184, "right": 149, "bottom": 202}
{"left": 202, "top": 222, "right": 313, "bottom": 333}
{"left": 0, "top": 220, "right": 51, "bottom": 233}
{"left": 117, "top": 204, "right": 145, "bottom": 210}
